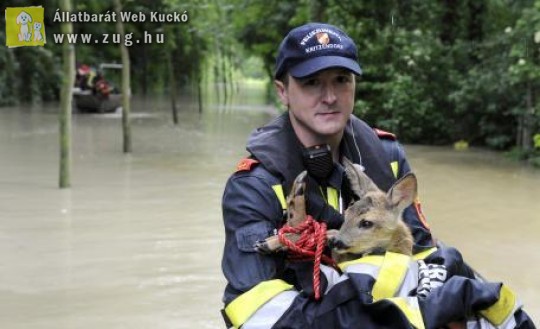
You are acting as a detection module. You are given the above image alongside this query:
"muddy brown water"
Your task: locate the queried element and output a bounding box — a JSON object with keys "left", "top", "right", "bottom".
{"left": 1, "top": 88, "right": 538, "bottom": 327}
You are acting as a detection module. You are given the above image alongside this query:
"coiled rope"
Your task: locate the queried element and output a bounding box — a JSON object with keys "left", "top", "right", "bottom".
{"left": 278, "top": 215, "right": 338, "bottom": 300}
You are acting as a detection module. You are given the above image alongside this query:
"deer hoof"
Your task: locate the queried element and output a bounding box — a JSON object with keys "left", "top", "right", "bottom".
{"left": 254, "top": 240, "right": 272, "bottom": 254}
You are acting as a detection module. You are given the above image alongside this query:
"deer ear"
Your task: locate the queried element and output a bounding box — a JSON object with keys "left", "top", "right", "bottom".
{"left": 387, "top": 173, "right": 417, "bottom": 212}
{"left": 343, "top": 157, "right": 379, "bottom": 199}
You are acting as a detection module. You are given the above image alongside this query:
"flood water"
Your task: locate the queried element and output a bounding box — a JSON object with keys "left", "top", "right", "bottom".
{"left": 1, "top": 85, "right": 538, "bottom": 328}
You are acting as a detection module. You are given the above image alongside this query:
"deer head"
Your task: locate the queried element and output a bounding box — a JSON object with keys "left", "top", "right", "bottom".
{"left": 328, "top": 157, "right": 416, "bottom": 259}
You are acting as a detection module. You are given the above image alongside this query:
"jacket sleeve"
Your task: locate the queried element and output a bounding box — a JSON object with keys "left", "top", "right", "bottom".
{"left": 221, "top": 170, "right": 286, "bottom": 305}
{"left": 221, "top": 170, "right": 337, "bottom": 328}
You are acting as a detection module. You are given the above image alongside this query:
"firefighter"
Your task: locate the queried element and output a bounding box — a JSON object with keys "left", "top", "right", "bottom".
{"left": 220, "top": 22, "right": 536, "bottom": 329}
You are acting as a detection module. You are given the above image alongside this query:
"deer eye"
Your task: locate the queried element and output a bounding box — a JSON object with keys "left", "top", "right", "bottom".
{"left": 358, "top": 219, "right": 373, "bottom": 229}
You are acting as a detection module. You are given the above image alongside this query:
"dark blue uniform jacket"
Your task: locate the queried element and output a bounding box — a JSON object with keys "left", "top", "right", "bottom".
{"left": 220, "top": 113, "right": 536, "bottom": 329}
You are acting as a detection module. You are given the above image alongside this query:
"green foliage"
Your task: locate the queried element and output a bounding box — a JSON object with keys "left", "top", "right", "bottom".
{"left": 241, "top": 56, "right": 266, "bottom": 79}
{"left": 0, "top": 0, "right": 63, "bottom": 105}
{"left": 529, "top": 156, "right": 540, "bottom": 167}
{"left": 14, "top": 47, "right": 61, "bottom": 104}
{"left": 232, "top": 0, "right": 300, "bottom": 78}
{"left": 0, "top": 0, "right": 539, "bottom": 166}
{"left": 506, "top": 144, "right": 540, "bottom": 167}
{"left": 0, "top": 33, "right": 19, "bottom": 106}
{"left": 321, "top": 0, "right": 539, "bottom": 160}
{"left": 534, "top": 134, "right": 540, "bottom": 149}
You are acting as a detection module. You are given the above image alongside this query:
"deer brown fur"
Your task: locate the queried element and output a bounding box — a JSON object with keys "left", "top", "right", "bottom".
{"left": 255, "top": 158, "right": 417, "bottom": 264}
{"left": 254, "top": 171, "right": 310, "bottom": 253}
{"left": 327, "top": 157, "right": 416, "bottom": 263}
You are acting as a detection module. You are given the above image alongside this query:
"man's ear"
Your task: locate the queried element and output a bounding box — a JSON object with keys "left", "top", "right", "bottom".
{"left": 274, "top": 80, "right": 289, "bottom": 107}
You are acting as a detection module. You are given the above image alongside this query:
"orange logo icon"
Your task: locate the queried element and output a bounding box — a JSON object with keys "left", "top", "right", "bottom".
{"left": 316, "top": 32, "right": 330, "bottom": 45}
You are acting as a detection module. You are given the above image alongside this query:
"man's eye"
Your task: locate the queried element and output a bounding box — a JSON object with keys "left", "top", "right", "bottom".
{"left": 336, "top": 75, "right": 351, "bottom": 83}
{"left": 358, "top": 219, "right": 373, "bottom": 229}
{"left": 302, "top": 79, "right": 319, "bottom": 86}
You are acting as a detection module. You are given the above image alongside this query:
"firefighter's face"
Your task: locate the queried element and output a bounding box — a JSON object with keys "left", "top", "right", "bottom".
{"left": 275, "top": 68, "right": 355, "bottom": 146}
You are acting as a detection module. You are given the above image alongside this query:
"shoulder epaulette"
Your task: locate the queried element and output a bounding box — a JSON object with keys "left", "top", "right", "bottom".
{"left": 374, "top": 128, "right": 397, "bottom": 140}
{"left": 235, "top": 158, "right": 260, "bottom": 173}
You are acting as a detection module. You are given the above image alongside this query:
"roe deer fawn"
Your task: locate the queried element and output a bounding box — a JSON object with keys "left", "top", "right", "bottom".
{"left": 255, "top": 157, "right": 417, "bottom": 264}
{"left": 327, "top": 157, "right": 417, "bottom": 263}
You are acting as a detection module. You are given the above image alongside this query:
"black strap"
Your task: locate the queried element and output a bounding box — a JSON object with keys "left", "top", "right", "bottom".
{"left": 220, "top": 308, "right": 233, "bottom": 328}
{"left": 316, "top": 279, "right": 361, "bottom": 316}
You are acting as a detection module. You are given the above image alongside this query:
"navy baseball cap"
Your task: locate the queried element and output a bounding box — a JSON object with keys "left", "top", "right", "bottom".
{"left": 274, "top": 23, "right": 362, "bottom": 79}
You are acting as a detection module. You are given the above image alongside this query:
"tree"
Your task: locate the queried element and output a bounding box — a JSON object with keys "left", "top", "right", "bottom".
{"left": 508, "top": 1, "right": 540, "bottom": 153}
{"left": 58, "top": 0, "right": 75, "bottom": 188}
{"left": 232, "top": 0, "right": 301, "bottom": 101}
{"left": 114, "top": 0, "right": 132, "bottom": 153}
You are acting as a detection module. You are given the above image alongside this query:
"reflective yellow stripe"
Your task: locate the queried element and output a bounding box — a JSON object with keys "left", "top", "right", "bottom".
{"left": 386, "top": 297, "right": 425, "bottom": 329}
{"left": 273, "top": 184, "right": 337, "bottom": 211}
{"left": 412, "top": 247, "right": 438, "bottom": 261}
{"left": 372, "top": 252, "right": 410, "bottom": 300}
{"left": 224, "top": 279, "right": 293, "bottom": 328}
{"left": 271, "top": 184, "right": 287, "bottom": 210}
{"left": 390, "top": 161, "right": 399, "bottom": 178}
{"left": 338, "top": 254, "right": 384, "bottom": 271}
{"left": 327, "top": 187, "right": 339, "bottom": 210}
{"left": 480, "top": 285, "right": 517, "bottom": 326}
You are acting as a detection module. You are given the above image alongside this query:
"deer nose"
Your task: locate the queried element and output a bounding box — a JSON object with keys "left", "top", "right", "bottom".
{"left": 328, "top": 237, "right": 348, "bottom": 250}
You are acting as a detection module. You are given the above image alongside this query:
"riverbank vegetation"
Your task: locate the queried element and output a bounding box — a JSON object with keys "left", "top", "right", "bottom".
{"left": 0, "top": 0, "right": 538, "bottom": 165}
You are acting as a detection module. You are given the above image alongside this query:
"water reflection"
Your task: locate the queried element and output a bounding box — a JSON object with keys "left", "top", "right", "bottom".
{"left": 0, "top": 85, "right": 538, "bottom": 327}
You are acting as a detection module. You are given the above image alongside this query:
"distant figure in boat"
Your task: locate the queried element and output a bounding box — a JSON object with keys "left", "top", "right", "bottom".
{"left": 75, "top": 64, "right": 93, "bottom": 90}
{"left": 75, "top": 64, "right": 112, "bottom": 99}
{"left": 92, "top": 71, "right": 112, "bottom": 99}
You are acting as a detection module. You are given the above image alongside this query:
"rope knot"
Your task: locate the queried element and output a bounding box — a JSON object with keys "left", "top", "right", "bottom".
{"left": 278, "top": 215, "right": 337, "bottom": 300}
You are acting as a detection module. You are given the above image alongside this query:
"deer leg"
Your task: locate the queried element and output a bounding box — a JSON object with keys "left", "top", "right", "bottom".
{"left": 287, "top": 171, "right": 308, "bottom": 227}
{"left": 254, "top": 171, "right": 308, "bottom": 253}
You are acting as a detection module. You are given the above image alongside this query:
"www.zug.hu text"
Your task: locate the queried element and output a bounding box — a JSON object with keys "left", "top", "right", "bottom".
{"left": 52, "top": 31, "right": 163, "bottom": 47}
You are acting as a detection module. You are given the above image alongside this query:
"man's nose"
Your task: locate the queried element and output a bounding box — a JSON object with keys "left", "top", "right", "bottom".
{"left": 321, "top": 83, "right": 337, "bottom": 104}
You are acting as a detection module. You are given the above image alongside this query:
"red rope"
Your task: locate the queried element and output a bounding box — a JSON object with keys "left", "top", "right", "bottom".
{"left": 278, "top": 215, "right": 338, "bottom": 300}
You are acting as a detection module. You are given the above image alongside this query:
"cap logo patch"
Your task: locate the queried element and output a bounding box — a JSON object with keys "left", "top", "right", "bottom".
{"left": 300, "top": 28, "right": 344, "bottom": 54}
{"left": 316, "top": 32, "right": 330, "bottom": 45}
{"left": 300, "top": 28, "right": 342, "bottom": 46}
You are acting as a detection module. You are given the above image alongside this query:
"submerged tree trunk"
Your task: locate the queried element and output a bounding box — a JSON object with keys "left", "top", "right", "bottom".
{"left": 220, "top": 45, "right": 229, "bottom": 105}
{"left": 168, "top": 52, "right": 178, "bottom": 125}
{"left": 198, "top": 70, "right": 203, "bottom": 113}
{"left": 59, "top": 0, "right": 75, "bottom": 188}
{"left": 522, "top": 81, "right": 533, "bottom": 152}
{"left": 213, "top": 63, "right": 221, "bottom": 104}
{"left": 114, "top": 0, "right": 132, "bottom": 153}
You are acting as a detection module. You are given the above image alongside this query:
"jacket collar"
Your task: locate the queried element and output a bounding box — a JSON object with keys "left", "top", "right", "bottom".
{"left": 246, "top": 112, "right": 395, "bottom": 194}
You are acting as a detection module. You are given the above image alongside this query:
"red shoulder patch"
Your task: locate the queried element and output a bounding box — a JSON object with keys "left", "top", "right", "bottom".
{"left": 235, "top": 158, "right": 260, "bottom": 172}
{"left": 374, "top": 128, "right": 396, "bottom": 140}
{"left": 413, "top": 197, "right": 430, "bottom": 230}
